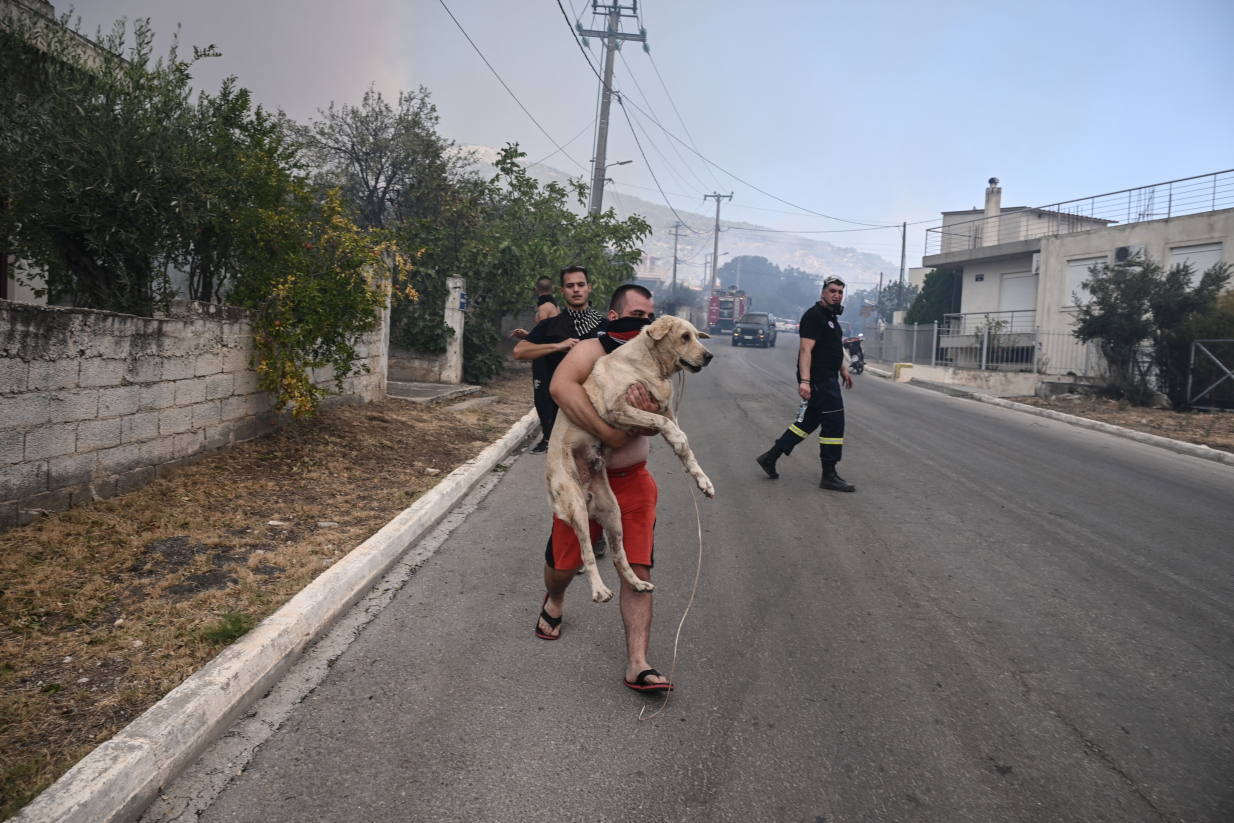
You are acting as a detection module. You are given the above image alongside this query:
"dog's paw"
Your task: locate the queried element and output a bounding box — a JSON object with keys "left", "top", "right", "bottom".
{"left": 696, "top": 474, "right": 715, "bottom": 498}
{"left": 632, "top": 579, "right": 655, "bottom": 593}
{"left": 592, "top": 584, "right": 615, "bottom": 603}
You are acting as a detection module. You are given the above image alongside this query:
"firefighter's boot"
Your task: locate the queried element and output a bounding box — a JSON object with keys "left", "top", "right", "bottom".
{"left": 820, "top": 462, "right": 855, "bottom": 492}
{"left": 756, "top": 445, "right": 783, "bottom": 479}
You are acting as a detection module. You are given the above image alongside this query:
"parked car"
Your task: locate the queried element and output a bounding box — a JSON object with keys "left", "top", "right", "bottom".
{"left": 732, "top": 312, "right": 778, "bottom": 347}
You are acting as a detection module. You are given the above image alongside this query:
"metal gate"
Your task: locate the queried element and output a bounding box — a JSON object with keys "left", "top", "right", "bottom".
{"left": 1187, "top": 340, "right": 1234, "bottom": 410}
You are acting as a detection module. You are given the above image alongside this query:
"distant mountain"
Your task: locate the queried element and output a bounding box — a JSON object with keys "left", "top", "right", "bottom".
{"left": 460, "top": 145, "right": 897, "bottom": 288}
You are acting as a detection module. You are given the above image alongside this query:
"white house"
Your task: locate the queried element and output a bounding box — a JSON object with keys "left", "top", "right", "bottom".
{"left": 920, "top": 171, "right": 1234, "bottom": 376}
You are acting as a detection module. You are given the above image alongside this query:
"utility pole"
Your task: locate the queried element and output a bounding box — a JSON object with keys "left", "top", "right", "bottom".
{"left": 578, "top": 3, "right": 645, "bottom": 215}
{"left": 704, "top": 192, "right": 732, "bottom": 297}
{"left": 670, "top": 221, "right": 682, "bottom": 290}
{"left": 876, "top": 272, "right": 883, "bottom": 319}
{"left": 898, "top": 221, "right": 907, "bottom": 310}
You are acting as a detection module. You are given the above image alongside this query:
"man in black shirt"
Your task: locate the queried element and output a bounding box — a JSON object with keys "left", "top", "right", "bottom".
{"left": 513, "top": 266, "right": 606, "bottom": 453}
{"left": 509, "top": 276, "right": 562, "bottom": 451}
{"left": 755, "top": 276, "right": 856, "bottom": 492}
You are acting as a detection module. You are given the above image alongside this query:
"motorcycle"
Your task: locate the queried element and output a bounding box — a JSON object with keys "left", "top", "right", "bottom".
{"left": 843, "top": 335, "right": 865, "bottom": 375}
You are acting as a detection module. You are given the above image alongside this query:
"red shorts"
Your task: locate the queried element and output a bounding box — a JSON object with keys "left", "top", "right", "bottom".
{"left": 545, "top": 462, "right": 658, "bottom": 570}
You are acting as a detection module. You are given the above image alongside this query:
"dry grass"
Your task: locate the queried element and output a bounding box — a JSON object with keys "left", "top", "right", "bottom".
{"left": 1007, "top": 394, "right": 1234, "bottom": 454}
{"left": 0, "top": 365, "right": 533, "bottom": 819}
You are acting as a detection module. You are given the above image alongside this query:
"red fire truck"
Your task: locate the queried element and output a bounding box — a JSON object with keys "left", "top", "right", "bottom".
{"left": 707, "top": 288, "right": 751, "bottom": 334}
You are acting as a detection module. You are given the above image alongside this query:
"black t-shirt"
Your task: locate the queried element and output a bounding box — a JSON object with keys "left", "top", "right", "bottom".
{"left": 525, "top": 314, "right": 608, "bottom": 391}
{"left": 797, "top": 302, "right": 844, "bottom": 383}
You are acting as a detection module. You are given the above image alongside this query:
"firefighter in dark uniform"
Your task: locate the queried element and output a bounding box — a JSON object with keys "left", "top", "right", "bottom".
{"left": 756, "top": 275, "right": 856, "bottom": 492}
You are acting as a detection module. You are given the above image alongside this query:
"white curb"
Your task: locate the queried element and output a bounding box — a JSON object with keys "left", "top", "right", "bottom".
{"left": 970, "top": 394, "right": 1234, "bottom": 468}
{"left": 866, "top": 366, "right": 893, "bottom": 379}
{"left": 14, "top": 409, "right": 540, "bottom": 823}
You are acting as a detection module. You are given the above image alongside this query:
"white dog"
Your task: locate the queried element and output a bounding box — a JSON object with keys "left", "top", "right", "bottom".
{"left": 545, "top": 315, "right": 715, "bottom": 603}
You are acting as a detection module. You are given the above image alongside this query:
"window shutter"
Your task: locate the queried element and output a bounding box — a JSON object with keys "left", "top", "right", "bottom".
{"left": 1170, "top": 243, "right": 1223, "bottom": 286}
{"left": 1066, "top": 257, "right": 1106, "bottom": 306}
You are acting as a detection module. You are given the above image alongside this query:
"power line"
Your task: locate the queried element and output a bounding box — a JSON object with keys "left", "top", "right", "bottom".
{"left": 551, "top": 2, "right": 900, "bottom": 229}
{"left": 645, "top": 50, "right": 725, "bottom": 191}
{"left": 617, "top": 96, "right": 706, "bottom": 233}
{"left": 436, "top": 0, "right": 586, "bottom": 172}
{"left": 623, "top": 101, "right": 707, "bottom": 197}
{"left": 527, "top": 118, "right": 596, "bottom": 168}
{"left": 619, "top": 49, "right": 714, "bottom": 194}
{"left": 723, "top": 223, "right": 892, "bottom": 235}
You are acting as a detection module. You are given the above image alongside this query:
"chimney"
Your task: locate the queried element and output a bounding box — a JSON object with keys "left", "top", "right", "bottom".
{"left": 981, "top": 177, "right": 1002, "bottom": 247}
{"left": 984, "top": 177, "right": 1002, "bottom": 219}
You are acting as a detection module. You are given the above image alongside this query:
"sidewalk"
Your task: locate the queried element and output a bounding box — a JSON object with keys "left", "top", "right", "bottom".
{"left": 865, "top": 364, "right": 1234, "bottom": 468}
{"left": 386, "top": 381, "right": 481, "bottom": 404}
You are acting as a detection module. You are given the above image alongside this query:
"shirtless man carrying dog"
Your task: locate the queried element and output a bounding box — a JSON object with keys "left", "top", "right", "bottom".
{"left": 534, "top": 284, "right": 673, "bottom": 692}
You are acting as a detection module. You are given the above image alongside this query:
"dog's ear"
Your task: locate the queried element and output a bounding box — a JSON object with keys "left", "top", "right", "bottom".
{"left": 697, "top": 330, "right": 711, "bottom": 339}
{"left": 646, "top": 316, "right": 674, "bottom": 341}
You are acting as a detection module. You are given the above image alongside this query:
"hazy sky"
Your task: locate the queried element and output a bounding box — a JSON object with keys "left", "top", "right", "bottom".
{"left": 67, "top": 0, "right": 1234, "bottom": 268}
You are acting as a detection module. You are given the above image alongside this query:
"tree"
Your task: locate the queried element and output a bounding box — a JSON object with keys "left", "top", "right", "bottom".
{"left": 378, "top": 144, "right": 648, "bottom": 384}
{"left": 1, "top": 15, "right": 201, "bottom": 313}
{"left": 654, "top": 281, "right": 701, "bottom": 318}
{"left": 444, "top": 146, "right": 649, "bottom": 383}
{"left": 0, "top": 12, "right": 398, "bottom": 415}
{"left": 292, "top": 86, "right": 466, "bottom": 232}
{"left": 905, "top": 269, "right": 956, "bottom": 325}
{"left": 1148, "top": 259, "right": 1231, "bottom": 406}
{"left": 1071, "top": 253, "right": 1230, "bottom": 405}
{"left": 0, "top": 13, "right": 300, "bottom": 310}
{"left": 1186, "top": 290, "right": 1234, "bottom": 409}
{"left": 228, "top": 189, "right": 408, "bottom": 417}
{"left": 714, "top": 255, "right": 820, "bottom": 319}
{"left": 877, "top": 281, "right": 918, "bottom": 321}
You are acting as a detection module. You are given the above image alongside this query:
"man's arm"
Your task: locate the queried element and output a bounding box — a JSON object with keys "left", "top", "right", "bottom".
{"left": 513, "top": 337, "right": 577, "bottom": 361}
{"left": 535, "top": 302, "right": 559, "bottom": 322}
{"left": 797, "top": 337, "right": 815, "bottom": 400}
{"left": 550, "top": 340, "right": 660, "bottom": 446}
{"left": 550, "top": 340, "right": 628, "bottom": 448}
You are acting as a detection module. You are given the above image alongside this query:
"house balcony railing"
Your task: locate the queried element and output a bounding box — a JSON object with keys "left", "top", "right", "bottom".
{"left": 925, "top": 168, "right": 1234, "bottom": 257}
{"left": 941, "top": 310, "right": 1036, "bottom": 335}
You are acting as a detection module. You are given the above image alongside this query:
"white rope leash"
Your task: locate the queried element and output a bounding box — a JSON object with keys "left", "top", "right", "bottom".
{"left": 639, "top": 372, "right": 703, "bottom": 721}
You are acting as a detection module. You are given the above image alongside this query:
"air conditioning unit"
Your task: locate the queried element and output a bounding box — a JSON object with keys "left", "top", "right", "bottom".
{"left": 1031, "top": 253, "right": 1040, "bottom": 275}
{"left": 1114, "top": 244, "right": 1145, "bottom": 265}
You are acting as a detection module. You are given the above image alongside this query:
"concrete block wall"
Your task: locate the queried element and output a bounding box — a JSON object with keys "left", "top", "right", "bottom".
{"left": 1, "top": 299, "right": 385, "bottom": 527}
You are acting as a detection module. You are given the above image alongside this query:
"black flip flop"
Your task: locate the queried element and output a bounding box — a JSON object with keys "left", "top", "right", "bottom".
{"left": 535, "top": 593, "right": 562, "bottom": 640}
{"left": 623, "top": 668, "right": 674, "bottom": 692}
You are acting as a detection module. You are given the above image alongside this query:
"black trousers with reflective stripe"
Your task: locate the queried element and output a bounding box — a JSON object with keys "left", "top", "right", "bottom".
{"left": 774, "top": 376, "right": 845, "bottom": 464}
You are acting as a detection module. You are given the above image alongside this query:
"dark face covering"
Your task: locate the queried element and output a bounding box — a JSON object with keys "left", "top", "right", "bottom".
{"left": 599, "top": 316, "right": 653, "bottom": 353}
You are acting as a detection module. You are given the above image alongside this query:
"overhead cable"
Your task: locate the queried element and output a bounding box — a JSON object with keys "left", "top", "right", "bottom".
{"left": 553, "top": 0, "right": 894, "bottom": 228}
{"left": 619, "top": 49, "right": 715, "bottom": 194}
{"left": 645, "top": 50, "right": 726, "bottom": 190}
{"left": 437, "top": 0, "right": 586, "bottom": 172}
{"left": 623, "top": 102, "right": 706, "bottom": 197}
{"left": 616, "top": 96, "right": 705, "bottom": 233}
{"left": 724, "top": 224, "right": 892, "bottom": 235}
{"left": 528, "top": 118, "right": 596, "bottom": 168}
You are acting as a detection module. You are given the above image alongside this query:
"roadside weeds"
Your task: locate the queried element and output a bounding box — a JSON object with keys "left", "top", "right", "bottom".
{"left": 0, "top": 366, "right": 533, "bottom": 819}
{"left": 1005, "top": 395, "right": 1234, "bottom": 455}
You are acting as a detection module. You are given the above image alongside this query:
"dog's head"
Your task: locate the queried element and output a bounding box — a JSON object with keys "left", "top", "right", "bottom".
{"left": 645, "top": 316, "right": 713, "bottom": 374}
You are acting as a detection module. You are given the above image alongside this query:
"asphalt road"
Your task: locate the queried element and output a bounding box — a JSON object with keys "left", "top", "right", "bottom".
{"left": 200, "top": 337, "right": 1234, "bottom": 823}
